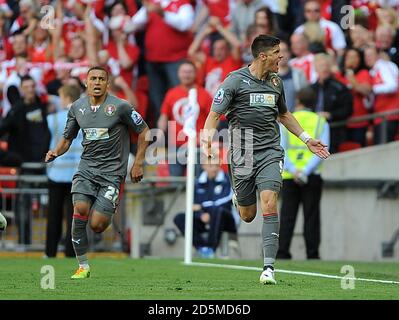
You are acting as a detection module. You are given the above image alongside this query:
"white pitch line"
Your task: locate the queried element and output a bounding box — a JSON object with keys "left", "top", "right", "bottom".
{"left": 186, "top": 261, "right": 399, "bottom": 285}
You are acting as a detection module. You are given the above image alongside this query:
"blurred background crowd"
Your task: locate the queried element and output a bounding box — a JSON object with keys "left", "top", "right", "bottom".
{"left": 0, "top": 0, "right": 399, "bottom": 168}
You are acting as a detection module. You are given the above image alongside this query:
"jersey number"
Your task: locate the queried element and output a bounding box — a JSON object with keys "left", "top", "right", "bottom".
{"left": 104, "top": 186, "right": 119, "bottom": 204}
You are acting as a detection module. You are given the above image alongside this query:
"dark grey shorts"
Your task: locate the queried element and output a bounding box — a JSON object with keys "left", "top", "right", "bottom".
{"left": 228, "top": 147, "right": 284, "bottom": 207}
{"left": 71, "top": 169, "right": 124, "bottom": 216}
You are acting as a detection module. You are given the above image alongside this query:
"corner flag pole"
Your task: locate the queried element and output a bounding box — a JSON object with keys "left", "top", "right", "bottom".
{"left": 183, "top": 88, "right": 199, "bottom": 264}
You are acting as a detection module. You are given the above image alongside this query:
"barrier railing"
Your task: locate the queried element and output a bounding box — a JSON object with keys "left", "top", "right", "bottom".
{"left": 329, "top": 109, "right": 399, "bottom": 144}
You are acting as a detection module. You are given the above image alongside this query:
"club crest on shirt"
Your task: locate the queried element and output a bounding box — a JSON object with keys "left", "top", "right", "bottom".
{"left": 213, "top": 88, "right": 224, "bottom": 104}
{"left": 271, "top": 76, "right": 280, "bottom": 87}
{"left": 105, "top": 104, "right": 116, "bottom": 116}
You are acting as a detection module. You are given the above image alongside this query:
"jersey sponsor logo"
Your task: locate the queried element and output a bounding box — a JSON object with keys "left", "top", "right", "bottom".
{"left": 213, "top": 88, "right": 224, "bottom": 104}
{"left": 83, "top": 128, "right": 109, "bottom": 140}
{"left": 104, "top": 104, "right": 116, "bottom": 116}
{"left": 131, "top": 110, "right": 143, "bottom": 125}
{"left": 79, "top": 108, "right": 86, "bottom": 115}
{"left": 249, "top": 93, "right": 275, "bottom": 106}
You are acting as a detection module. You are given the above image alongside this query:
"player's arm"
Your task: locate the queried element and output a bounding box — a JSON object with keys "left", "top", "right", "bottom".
{"left": 202, "top": 75, "right": 237, "bottom": 158}
{"left": 202, "top": 110, "right": 222, "bottom": 158}
{"left": 279, "top": 111, "right": 330, "bottom": 159}
{"left": 131, "top": 126, "right": 150, "bottom": 183}
{"left": 45, "top": 137, "right": 73, "bottom": 162}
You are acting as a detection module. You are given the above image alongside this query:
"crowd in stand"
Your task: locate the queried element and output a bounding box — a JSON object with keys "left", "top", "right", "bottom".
{"left": 1, "top": 0, "right": 399, "bottom": 170}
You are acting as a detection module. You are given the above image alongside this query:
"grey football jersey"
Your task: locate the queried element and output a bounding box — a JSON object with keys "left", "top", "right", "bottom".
{"left": 211, "top": 67, "right": 288, "bottom": 151}
{"left": 63, "top": 94, "right": 148, "bottom": 176}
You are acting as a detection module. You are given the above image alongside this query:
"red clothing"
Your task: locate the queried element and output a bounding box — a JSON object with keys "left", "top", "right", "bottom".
{"left": 201, "top": 55, "right": 242, "bottom": 96}
{"left": 289, "top": 54, "right": 317, "bottom": 83}
{"left": 104, "top": 40, "right": 140, "bottom": 88}
{"left": 203, "top": 0, "right": 231, "bottom": 26}
{"left": 160, "top": 85, "right": 212, "bottom": 146}
{"left": 351, "top": 0, "right": 379, "bottom": 30}
{"left": 335, "top": 70, "right": 372, "bottom": 128}
{"left": 0, "top": 36, "right": 12, "bottom": 62}
{"left": 28, "top": 43, "right": 55, "bottom": 85}
{"left": 62, "top": 17, "right": 85, "bottom": 55}
{"left": 145, "top": 0, "right": 193, "bottom": 62}
{"left": 370, "top": 60, "right": 399, "bottom": 124}
{"left": 94, "top": 0, "right": 137, "bottom": 19}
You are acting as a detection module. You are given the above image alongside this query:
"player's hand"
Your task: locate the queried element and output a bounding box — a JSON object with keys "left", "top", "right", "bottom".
{"left": 201, "top": 139, "right": 214, "bottom": 159}
{"left": 130, "top": 164, "right": 144, "bottom": 183}
{"left": 45, "top": 150, "right": 58, "bottom": 163}
{"left": 306, "top": 139, "right": 330, "bottom": 159}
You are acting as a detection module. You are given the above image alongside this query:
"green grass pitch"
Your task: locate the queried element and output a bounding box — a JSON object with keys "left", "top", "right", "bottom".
{"left": 1, "top": 258, "right": 398, "bottom": 300}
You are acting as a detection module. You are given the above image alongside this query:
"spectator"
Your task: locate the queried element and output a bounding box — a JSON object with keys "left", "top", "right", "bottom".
{"left": 348, "top": 24, "right": 374, "bottom": 51}
{"left": 311, "top": 53, "right": 353, "bottom": 153}
{"left": 46, "top": 56, "right": 72, "bottom": 96}
{"left": 278, "top": 86, "right": 330, "bottom": 260}
{"left": 294, "top": 0, "right": 346, "bottom": 57}
{"left": 45, "top": 85, "right": 83, "bottom": 258}
{"left": 289, "top": 33, "right": 317, "bottom": 83}
{"left": 375, "top": 24, "right": 399, "bottom": 67}
{"left": 188, "top": 16, "right": 242, "bottom": 97}
{"left": 254, "top": 6, "right": 277, "bottom": 36}
{"left": 0, "top": 75, "right": 49, "bottom": 162}
{"left": 0, "top": 75, "right": 50, "bottom": 244}
{"left": 231, "top": 0, "right": 267, "bottom": 42}
{"left": 335, "top": 48, "right": 373, "bottom": 147}
{"left": 9, "top": 0, "right": 38, "bottom": 36}
{"left": 0, "top": 54, "right": 44, "bottom": 117}
{"left": 191, "top": 0, "right": 233, "bottom": 34}
{"left": 157, "top": 60, "right": 212, "bottom": 176}
{"left": 364, "top": 45, "right": 399, "bottom": 144}
{"left": 278, "top": 40, "right": 308, "bottom": 112}
{"left": 130, "top": 0, "right": 195, "bottom": 124}
{"left": 0, "top": 10, "right": 12, "bottom": 62}
{"left": 174, "top": 148, "right": 236, "bottom": 258}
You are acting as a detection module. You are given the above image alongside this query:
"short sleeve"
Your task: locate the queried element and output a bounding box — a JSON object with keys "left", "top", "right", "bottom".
{"left": 63, "top": 106, "right": 80, "bottom": 140}
{"left": 210, "top": 74, "right": 238, "bottom": 115}
{"left": 120, "top": 103, "right": 148, "bottom": 133}
{"left": 277, "top": 81, "right": 288, "bottom": 114}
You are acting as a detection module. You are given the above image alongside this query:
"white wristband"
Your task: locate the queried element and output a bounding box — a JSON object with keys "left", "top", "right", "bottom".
{"left": 299, "top": 131, "right": 312, "bottom": 144}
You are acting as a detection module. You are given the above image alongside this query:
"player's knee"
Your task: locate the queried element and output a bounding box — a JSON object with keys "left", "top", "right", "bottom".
{"left": 90, "top": 222, "right": 107, "bottom": 233}
{"left": 73, "top": 202, "right": 90, "bottom": 217}
{"left": 239, "top": 208, "right": 256, "bottom": 223}
{"left": 260, "top": 194, "right": 278, "bottom": 213}
{"left": 241, "top": 214, "right": 255, "bottom": 223}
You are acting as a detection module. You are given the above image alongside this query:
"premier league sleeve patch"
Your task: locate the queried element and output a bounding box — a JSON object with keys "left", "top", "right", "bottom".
{"left": 131, "top": 110, "right": 143, "bottom": 125}
{"left": 213, "top": 88, "right": 225, "bottom": 104}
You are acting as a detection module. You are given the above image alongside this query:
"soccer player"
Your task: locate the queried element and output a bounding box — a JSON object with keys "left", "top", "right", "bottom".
{"left": 202, "top": 35, "right": 330, "bottom": 285}
{"left": 45, "top": 66, "right": 149, "bottom": 279}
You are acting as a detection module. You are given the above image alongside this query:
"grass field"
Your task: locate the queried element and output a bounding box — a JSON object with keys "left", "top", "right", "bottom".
{"left": 1, "top": 257, "right": 399, "bottom": 300}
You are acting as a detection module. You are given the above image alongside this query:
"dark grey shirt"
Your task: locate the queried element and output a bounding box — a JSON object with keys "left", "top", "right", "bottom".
{"left": 211, "top": 67, "right": 288, "bottom": 151}
{"left": 63, "top": 94, "right": 148, "bottom": 176}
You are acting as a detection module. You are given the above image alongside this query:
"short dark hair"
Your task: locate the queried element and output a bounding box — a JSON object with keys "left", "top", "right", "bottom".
{"left": 251, "top": 35, "right": 280, "bottom": 58}
{"left": 20, "top": 75, "right": 34, "bottom": 84}
{"left": 87, "top": 66, "right": 109, "bottom": 79}
{"left": 296, "top": 86, "right": 317, "bottom": 109}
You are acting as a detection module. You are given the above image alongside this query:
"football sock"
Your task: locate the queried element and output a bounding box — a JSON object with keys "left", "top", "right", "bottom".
{"left": 72, "top": 214, "right": 89, "bottom": 267}
{"left": 262, "top": 213, "right": 279, "bottom": 267}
